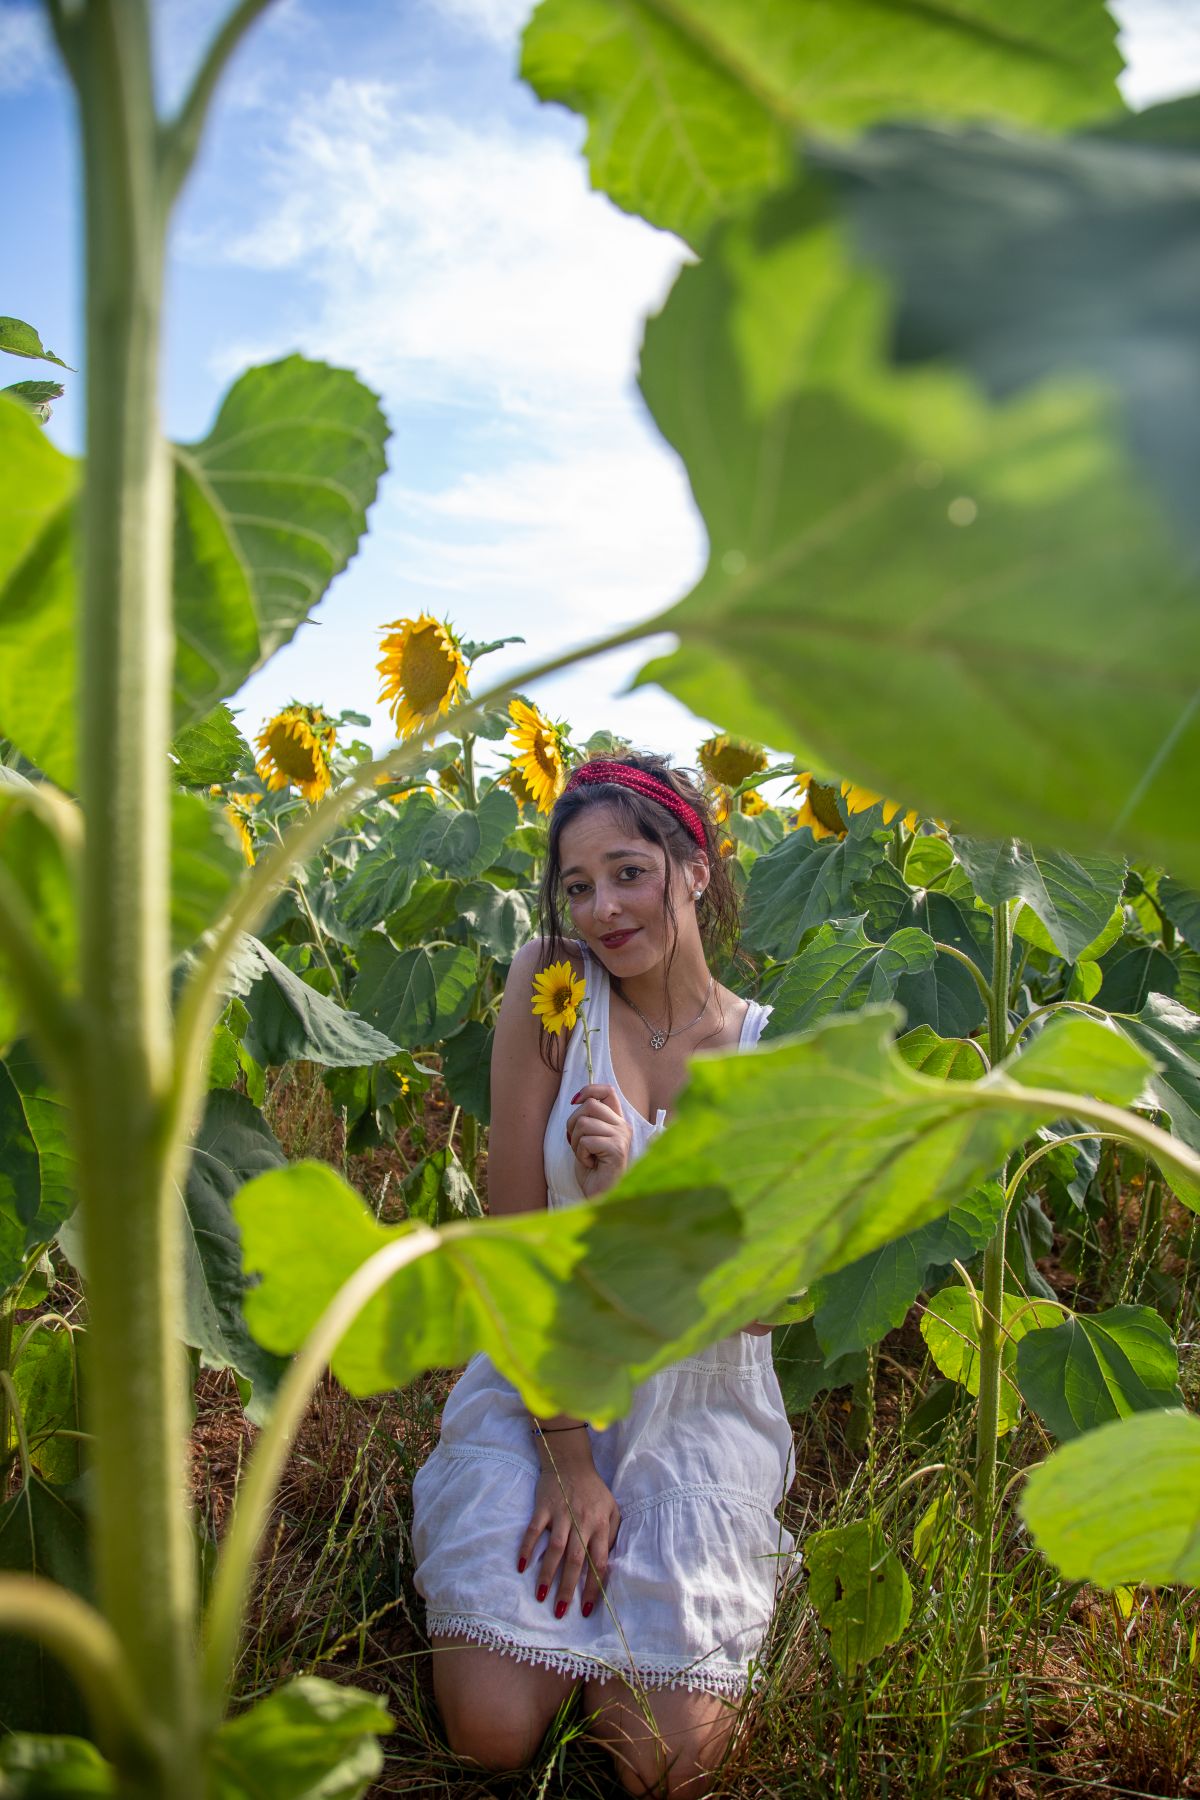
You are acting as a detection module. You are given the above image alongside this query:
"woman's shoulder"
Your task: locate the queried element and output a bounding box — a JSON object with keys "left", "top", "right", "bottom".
{"left": 509, "top": 936, "right": 587, "bottom": 982}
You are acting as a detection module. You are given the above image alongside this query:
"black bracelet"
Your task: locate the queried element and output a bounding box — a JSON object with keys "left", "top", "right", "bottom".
{"left": 531, "top": 1420, "right": 589, "bottom": 1435}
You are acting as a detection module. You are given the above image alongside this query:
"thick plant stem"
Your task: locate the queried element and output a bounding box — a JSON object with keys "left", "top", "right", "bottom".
{"left": 67, "top": 4, "right": 201, "bottom": 1790}
{"left": 965, "top": 898, "right": 1012, "bottom": 1755}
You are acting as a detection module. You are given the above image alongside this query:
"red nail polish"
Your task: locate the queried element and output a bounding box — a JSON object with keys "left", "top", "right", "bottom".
{"left": 571, "top": 1091, "right": 582, "bottom": 1103}
{"left": 554, "top": 1600, "right": 567, "bottom": 1619}
{"left": 582, "top": 1601, "right": 593, "bottom": 1618}
{"left": 536, "top": 1585, "right": 548, "bottom": 1603}
{"left": 517, "top": 1558, "right": 526, "bottom": 1573}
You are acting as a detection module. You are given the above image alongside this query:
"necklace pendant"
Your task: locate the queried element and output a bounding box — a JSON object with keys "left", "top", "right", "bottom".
{"left": 649, "top": 1029, "right": 668, "bottom": 1052}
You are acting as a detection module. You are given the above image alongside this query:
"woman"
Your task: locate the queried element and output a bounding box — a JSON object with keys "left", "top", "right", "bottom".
{"left": 411, "top": 752, "right": 795, "bottom": 1798}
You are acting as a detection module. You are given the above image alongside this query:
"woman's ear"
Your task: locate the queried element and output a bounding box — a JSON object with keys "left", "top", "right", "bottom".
{"left": 689, "top": 853, "right": 710, "bottom": 902}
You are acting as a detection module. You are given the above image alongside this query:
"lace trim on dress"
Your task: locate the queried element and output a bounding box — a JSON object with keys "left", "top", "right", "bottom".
{"left": 426, "top": 1614, "right": 754, "bottom": 1697}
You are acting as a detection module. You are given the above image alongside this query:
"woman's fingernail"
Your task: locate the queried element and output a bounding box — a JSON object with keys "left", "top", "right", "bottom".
{"left": 536, "top": 1585, "right": 548, "bottom": 1604}
{"left": 582, "top": 1601, "right": 594, "bottom": 1618}
{"left": 517, "top": 1558, "right": 526, "bottom": 1573}
{"left": 570, "top": 1091, "right": 582, "bottom": 1103}
{"left": 554, "top": 1600, "right": 567, "bottom": 1619}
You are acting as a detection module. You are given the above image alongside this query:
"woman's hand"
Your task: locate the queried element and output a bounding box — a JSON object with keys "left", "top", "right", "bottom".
{"left": 566, "top": 1082, "right": 633, "bottom": 1197}
{"left": 518, "top": 1445, "right": 621, "bottom": 1621}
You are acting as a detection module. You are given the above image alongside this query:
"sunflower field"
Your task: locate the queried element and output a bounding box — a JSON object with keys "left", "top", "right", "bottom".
{"left": 1, "top": 1, "right": 1199, "bottom": 1796}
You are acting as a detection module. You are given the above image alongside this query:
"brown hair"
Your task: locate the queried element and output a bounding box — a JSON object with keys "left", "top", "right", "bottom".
{"left": 534, "top": 751, "right": 742, "bottom": 1068}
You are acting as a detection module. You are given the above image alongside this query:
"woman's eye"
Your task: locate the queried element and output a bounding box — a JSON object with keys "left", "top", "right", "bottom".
{"left": 619, "top": 866, "right": 645, "bottom": 881}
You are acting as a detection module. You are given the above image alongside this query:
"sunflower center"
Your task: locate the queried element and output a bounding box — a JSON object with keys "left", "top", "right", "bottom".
{"left": 552, "top": 984, "right": 575, "bottom": 1014}
{"left": 533, "top": 731, "right": 560, "bottom": 779}
{"left": 807, "top": 780, "right": 845, "bottom": 836}
{"left": 402, "top": 627, "right": 458, "bottom": 714}
{"left": 267, "top": 724, "right": 321, "bottom": 783}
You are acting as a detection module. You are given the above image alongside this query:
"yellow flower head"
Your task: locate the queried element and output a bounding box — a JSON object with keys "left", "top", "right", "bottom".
{"left": 718, "top": 835, "right": 735, "bottom": 858}
{"left": 377, "top": 615, "right": 468, "bottom": 739}
{"left": 508, "top": 699, "right": 567, "bottom": 814}
{"left": 841, "top": 781, "right": 920, "bottom": 833}
{"left": 739, "top": 788, "right": 768, "bottom": 816}
{"left": 698, "top": 733, "right": 768, "bottom": 788}
{"left": 531, "top": 960, "right": 585, "bottom": 1036}
{"left": 499, "top": 761, "right": 541, "bottom": 812}
{"left": 254, "top": 706, "right": 335, "bottom": 804}
{"left": 791, "top": 773, "right": 846, "bottom": 841}
{"left": 224, "top": 791, "right": 261, "bottom": 865}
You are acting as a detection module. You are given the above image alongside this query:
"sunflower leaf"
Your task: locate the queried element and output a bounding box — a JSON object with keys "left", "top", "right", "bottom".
{"left": 952, "top": 838, "right": 1126, "bottom": 962}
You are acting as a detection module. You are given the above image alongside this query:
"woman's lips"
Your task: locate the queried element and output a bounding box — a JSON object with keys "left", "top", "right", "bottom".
{"left": 600, "top": 928, "right": 639, "bottom": 947}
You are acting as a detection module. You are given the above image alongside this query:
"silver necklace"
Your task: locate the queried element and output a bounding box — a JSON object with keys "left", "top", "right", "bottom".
{"left": 615, "top": 974, "right": 714, "bottom": 1052}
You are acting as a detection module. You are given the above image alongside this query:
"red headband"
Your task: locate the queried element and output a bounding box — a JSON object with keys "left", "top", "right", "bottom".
{"left": 560, "top": 760, "right": 708, "bottom": 850}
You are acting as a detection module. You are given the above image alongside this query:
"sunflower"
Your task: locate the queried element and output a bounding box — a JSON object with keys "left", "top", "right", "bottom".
{"left": 224, "top": 792, "right": 261, "bottom": 864}
{"left": 376, "top": 615, "right": 468, "bottom": 739}
{"left": 498, "top": 761, "right": 541, "bottom": 812}
{"left": 508, "top": 699, "right": 567, "bottom": 813}
{"left": 791, "top": 773, "right": 846, "bottom": 841}
{"left": 841, "top": 781, "right": 920, "bottom": 833}
{"left": 254, "top": 706, "right": 336, "bottom": 803}
{"left": 718, "top": 835, "right": 735, "bottom": 858}
{"left": 531, "top": 960, "right": 585, "bottom": 1036}
{"left": 739, "top": 789, "right": 768, "bottom": 816}
{"left": 698, "top": 733, "right": 768, "bottom": 788}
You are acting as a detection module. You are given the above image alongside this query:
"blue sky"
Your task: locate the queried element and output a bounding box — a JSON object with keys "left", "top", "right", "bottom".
{"left": 3, "top": 0, "right": 1198, "bottom": 776}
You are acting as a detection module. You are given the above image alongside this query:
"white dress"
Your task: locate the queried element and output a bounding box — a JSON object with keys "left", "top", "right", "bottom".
{"left": 411, "top": 947, "right": 796, "bottom": 1697}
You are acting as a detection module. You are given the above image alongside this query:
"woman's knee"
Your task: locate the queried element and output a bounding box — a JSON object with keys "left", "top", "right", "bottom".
{"left": 441, "top": 1710, "right": 539, "bottom": 1772}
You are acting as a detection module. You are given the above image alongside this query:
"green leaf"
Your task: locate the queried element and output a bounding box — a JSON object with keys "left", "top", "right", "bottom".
{"left": 902, "top": 834, "right": 956, "bottom": 889}
{"left": 811, "top": 1182, "right": 1005, "bottom": 1360}
{"left": 336, "top": 793, "right": 440, "bottom": 933}
{"left": 382, "top": 874, "right": 458, "bottom": 947}
{"left": 172, "top": 357, "right": 389, "bottom": 731}
{"left": 180, "top": 1090, "right": 291, "bottom": 1413}
{"left": 854, "top": 861, "right": 990, "bottom": 1038}
{"left": 211, "top": 1676, "right": 392, "bottom": 1800}
{"left": 1021, "top": 1410, "right": 1200, "bottom": 1588}
{"left": 401, "top": 1148, "right": 484, "bottom": 1225}
{"left": 0, "top": 405, "right": 77, "bottom": 784}
{"left": 771, "top": 1317, "right": 866, "bottom": 1415}
{"left": 236, "top": 1160, "right": 745, "bottom": 1423}
{"left": 0, "top": 1735, "right": 116, "bottom": 1795}
{"left": 171, "top": 791, "right": 245, "bottom": 957}
{"left": 227, "top": 937, "right": 400, "bottom": 1069}
{"left": 631, "top": 175, "right": 1200, "bottom": 884}
{"left": 921, "top": 1287, "right": 1064, "bottom": 1433}
{"left": 805, "top": 1519, "right": 912, "bottom": 1672}
{"left": 456, "top": 881, "right": 534, "bottom": 964}
{"left": 953, "top": 839, "right": 1126, "bottom": 962}
{"left": 815, "top": 119, "right": 1200, "bottom": 556}
{"left": 0, "top": 1479, "right": 91, "bottom": 1735}
{"left": 0, "top": 1043, "right": 74, "bottom": 1292}
{"left": 520, "top": 0, "right": 1121, "bottom": 246}
{"left": 0, "top": 319, "right": 72, "bottom": 370}
{"left": 1159, "top": 878, "right": 1200, "bottom": 950}
{"left": 3, "top": 381, "right": 64, "bottom": 423}
{"left": 10, "top": 1325, "right": 79, "bottom": 1484}
{"left": 351, "top": 941, "right": 477, "bottom": 1047}
{"left": 763, "top": 919, "right": 936, "bottom": 1037}
{"left": 743, "top": 824, "right": 887, "bottom": 959}
{"left": 1005, "top": 1012, "right": 1154, "bottom": 1108}
{"left": 1109, "top": 994, "right": 1200, "bottom": 1173}
{"left": 1096, "top": 941, "right": 1179, "bottom": 1012}
{"left": 895, "top": 1024, "right": 986, "bottom": 1081}
{"left": 170, "top": 705, "right": 254, "bottom": 787}
{"left": 1015, "top": 1305, "right": 1183, "bottom": 1441}
{"left": 440, "top": 1019, "right": 493, "bottom": 1125}
{"left": 418, "top": 789, "right": 519, "bottom": 880}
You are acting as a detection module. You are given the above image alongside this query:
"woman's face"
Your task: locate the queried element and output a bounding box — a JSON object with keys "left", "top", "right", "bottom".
{"left": 557, "top": 804, "right": 703, "bottom": 976}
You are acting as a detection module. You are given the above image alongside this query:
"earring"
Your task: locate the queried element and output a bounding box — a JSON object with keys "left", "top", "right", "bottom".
{"left": 693, "top": 888, "right": 703, "bottom": 901}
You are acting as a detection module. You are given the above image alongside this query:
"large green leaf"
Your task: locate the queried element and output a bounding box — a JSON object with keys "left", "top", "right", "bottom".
{"left": 521, "top": 0, "right": 1121, "bottom": 246}
{"left": 170, "top": 705, "right": 254, "bottom": 788}
{"left": 211, "top": 1676, "right": 392, "bottom": 1800}
{"left": 814, "top": 114, "right": 1200, "bottom": 555}
{"left": 805, "top": 1519, "right": 912, "bottom": 1672}
{"left": 172, "top": 357, "right": 389, "bottom": 729}
{"left": 953, "top": 839, "right": 1125, "bottom": 961}
{"left": 180, "top": 1090, "right": 291, "bottom": 1413}
{"left": 1109, "top": 994, "right": 1200, "bottom": 1173}
{"left": 0, "top": 360, "right": 387, "bottom": 783}
{"left": 351, "top": 940, "right": 477, "bottom": 1047}
{"left": 0, "top": 1043, "right": 74, "bottom": 1292}
{"left": 632, "top": 177, "right": 1200, "bottom": 883}
{"left": 0, "top": 1735, "right": 116, "bottom": 1795}
{"left": 455, "top": 880, "right": 534, "bottom": 963}
{"left": 771, "top": 1317, "right": 866, "bottom": 1414}
{"left": 171, "top": 791, "right": 244, "bottom": 957}
{"left": 921, "top": 1286, "right": 1063, "bottom": 1433}
{"left": 236, "top": 1159, "right": 744, "bottom": 1422}
{"left": 10, "top": 1324, "right": 80, "bottom": 1484}
{"left": 401, "top": 1148, "right": 484, "bottom": 1226}
{"left": 1158, "top": 878, "right": 1200, "bottom": 951}
{"left": 0, "top": 318, "right": 72, "bottom": 369}
{"left": 440, "top": 1019, "right": 493, "bottom": 1124}
{"left": 811, "top": 1182, "right": 1004, "bottom": 1360}
{"left": 226, "top": 936, "right": 400, "bottom": 1069}
{"left": 895, "top": 1024, "right": 987, "bottom": 1081}
{"left": 418, "top": 789, "right": 519, "bottom": 880}
{"left": 0, "top": 775, "right": 77, "bottom": 1057}
{"left": 1095, "top": 940, "right": 1179, "bottom": 1012}
{"left": 0, "top": 1478, "right": 91, "bottom": 1734}
{"left": 1021, "top": 1410, "right": 1200, "bottom": 1588}
{"left": 743, "top": 821, "right": 887, "bottom": 958}
{"left": 335, "top": 793, "right": 440, "bottom": 933}
{"left": 854, "top": 860, "right": 989, "bottom": 1037}
{"left": 763, "top": 919, "right": 936, "bottom": 1037}
{"left": 1015, "top": 1305, "right": 1182, "bottom": 1441}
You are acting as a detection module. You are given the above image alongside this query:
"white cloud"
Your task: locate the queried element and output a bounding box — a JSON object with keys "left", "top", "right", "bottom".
{"left": 428, "top": 0, "right": 536, "bottom": 48}
{"left": 0, "top": 5, "right": 55, "bottom": 92}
